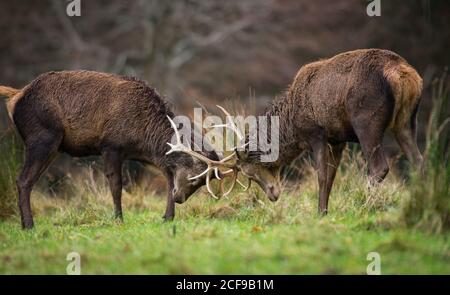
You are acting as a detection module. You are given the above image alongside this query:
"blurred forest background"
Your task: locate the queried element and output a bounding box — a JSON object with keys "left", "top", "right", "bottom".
{"left": 0, "top": 0, "right": 449, "bottom": 193}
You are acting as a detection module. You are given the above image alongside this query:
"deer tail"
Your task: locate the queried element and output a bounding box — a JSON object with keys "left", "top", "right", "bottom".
{"left": 0, "top": 85, "right": 23, "bottom": 120}
{"left": 383, "top": 62, "right": 423, "bottom": 131}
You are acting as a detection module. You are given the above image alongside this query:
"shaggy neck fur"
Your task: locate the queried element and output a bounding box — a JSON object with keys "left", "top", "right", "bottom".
{"left": 247, "top": 93, "right": 307, "bottom": 167}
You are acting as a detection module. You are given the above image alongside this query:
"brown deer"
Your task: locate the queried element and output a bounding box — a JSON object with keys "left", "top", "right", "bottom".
{"left": 0, "top": 70, "right": 234, "bottom": 229}
{"left": 228, "top": 49, "right": 424, "bottom": 214}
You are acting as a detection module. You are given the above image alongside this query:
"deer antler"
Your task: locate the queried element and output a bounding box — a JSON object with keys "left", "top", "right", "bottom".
{"left": 166, "top": 104, "right": 252, "bottom": 199}
{"left": 212, "top": 105, "right": 253, "bottom": 194}
{"left": 166, "top": 116, "right": 237, "bottom": 200}
{"left": 213, "top": 105, "right": 244, "bottom": 142}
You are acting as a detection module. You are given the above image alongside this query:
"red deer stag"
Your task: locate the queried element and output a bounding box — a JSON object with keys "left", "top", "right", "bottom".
{"left": 0, "top": 71, "right": 235, "bottom": 229}
{"left": 227, "top": 49, "right": 423, "bottom": 214}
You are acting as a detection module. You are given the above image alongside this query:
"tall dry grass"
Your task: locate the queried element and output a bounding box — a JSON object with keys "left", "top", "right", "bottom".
{"left": 0, "top": 75, "right": 448, "bottom": 234}
{"left": 401, "top": 72, "right": 450, "bottom": 234}
{"left": 0, "top": 128, "right": 21, "bottom": 220}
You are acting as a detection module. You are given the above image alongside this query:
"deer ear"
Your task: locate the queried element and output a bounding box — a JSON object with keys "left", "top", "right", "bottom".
{"left": 236, "top": 148, "right": 249, "bottom": 161}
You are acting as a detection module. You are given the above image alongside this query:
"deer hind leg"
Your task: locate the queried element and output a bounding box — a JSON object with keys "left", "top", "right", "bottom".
{"left": 17, "top": 131, "right": 62, "bottom": 229}
{"left": 393, "top": 105, "right": 423, "bottom": 170}
{"left": 354, "top": 127, "right": 389, "bottom": 183}
{"left": 352, "top": 111, "right": 390, "bottom": 184}
{"left": 101, "top": 148, "right": 124, "bottom": 221}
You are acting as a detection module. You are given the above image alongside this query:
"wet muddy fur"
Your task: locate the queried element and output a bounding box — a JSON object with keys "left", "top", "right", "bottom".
{"left": 0, "top": 71, "right": 218, "bottom": 229}
{"left": 0, "top": 49, "right": 423, "bottom": 227}
{"left": 248, "top": 49, "right": 423, "bottom": 214}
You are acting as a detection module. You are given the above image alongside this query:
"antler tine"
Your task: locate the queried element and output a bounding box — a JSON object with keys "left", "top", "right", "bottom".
{"left": 215, "top": 105, "right": 244, "bottom": 142}
{"left": 214, "top": 167, "right": 221, "bottom": 180}
{"left": 220, "top": 168, "right": 238, "bottom": 199}
{"left": 221, "top": 169, "right": 234, "bottom": 175}
{"left": 166, "top": 115, "right": 182, "bottom": 147}
{"left": 219, "top": 152, "right": 237, "bottom": 163}
{"left": 188, "top": 167, "right": 209, "bottom": 180}
{"left": 166, "top": 118, "right": 181, "bottom": 155}
{"left": 237, "top": 178, "right": 251, "bottom": 191}
{"left": 205, "top": 170, "right": 219, "bottom": 200}
{"left": 166, "top": 116, "right": 214, "bottom": 163}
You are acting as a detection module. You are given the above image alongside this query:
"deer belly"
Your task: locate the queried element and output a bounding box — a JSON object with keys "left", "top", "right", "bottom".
{"left": 60, "top": 127, "right": 102, "bottom": 156}
{"left": 324, "top": 118, "right": 357, "bottom": 143}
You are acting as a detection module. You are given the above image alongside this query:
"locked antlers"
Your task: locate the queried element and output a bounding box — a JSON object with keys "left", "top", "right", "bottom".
{"left": 166, "top": 105, "right": 250, "bottom": 199}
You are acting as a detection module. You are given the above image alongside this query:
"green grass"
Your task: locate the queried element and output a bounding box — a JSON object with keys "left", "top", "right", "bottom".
{"left": 0, "top": 165, "right": 449, "bottom": 274}
{"left": 1, "top": 74, "right": 449, "bottom": 275}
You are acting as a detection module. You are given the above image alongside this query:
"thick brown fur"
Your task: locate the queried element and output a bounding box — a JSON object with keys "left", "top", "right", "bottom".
{"left": 383, "top": 62, "right": 423, "bottom": 130}
{"left": 240, "top": 49, "right": 423, "bottom": 214}
{"left": 1, "top": 71, "right": 218, "bottom": 229}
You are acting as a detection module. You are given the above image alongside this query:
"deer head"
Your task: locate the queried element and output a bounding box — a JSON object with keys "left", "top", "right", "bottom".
{"left": 166, "top": 113, "right": 247, "bottom": 202}
{"left": 194, "top": 105, "right": 282, "bottom": 202}
{"left": 166, "top": 105, "right": 282, "bottom": 202}
{"left": 235, "top": 151, "right": 282, "bottom": 202}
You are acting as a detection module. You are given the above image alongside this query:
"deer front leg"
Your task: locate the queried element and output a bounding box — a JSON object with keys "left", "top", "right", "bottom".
{"left": 309, "top": 134, "right": 330, "bottom": 215}
{"left": 102, "top": 148, "right": 124, "bottom": 221}
{"left": 324, "top": 143, "right": 345, "bottom": 206}
{"left": 163, "top": 174, "right": 175, "bottom": 221}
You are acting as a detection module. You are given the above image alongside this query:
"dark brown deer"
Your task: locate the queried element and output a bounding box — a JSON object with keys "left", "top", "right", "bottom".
{"left": 229, "top": 49, "right": 423, "bottom": 214}
{"left": 0, "top": 70, "right": 232, "bottom": 229}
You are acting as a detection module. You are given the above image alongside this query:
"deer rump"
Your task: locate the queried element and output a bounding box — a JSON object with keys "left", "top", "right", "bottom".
{"left": 289, "top": 49, "right": 422, "bottom": 144}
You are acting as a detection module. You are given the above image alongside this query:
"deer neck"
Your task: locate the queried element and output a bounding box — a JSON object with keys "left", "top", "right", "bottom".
{"left": 262, "top": 94, "right": 308, "bottom": 166}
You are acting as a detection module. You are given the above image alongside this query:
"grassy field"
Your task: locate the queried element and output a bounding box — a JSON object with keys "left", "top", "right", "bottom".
{"left": 0, "top": 75, "right": 448, "bottom": 275}
{"left": 0, "top": 152, "right": 449, "bottom": 275}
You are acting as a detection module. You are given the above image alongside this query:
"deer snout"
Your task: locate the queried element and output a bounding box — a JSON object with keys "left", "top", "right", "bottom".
{"left": 174, "top": 197, "right": 185, "bottom": 204}
{"left": 266, "top": 184, "right": 280, "bottom": 202}
{"left": 172, "top": 188, "right": 187, "bottom": 204}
